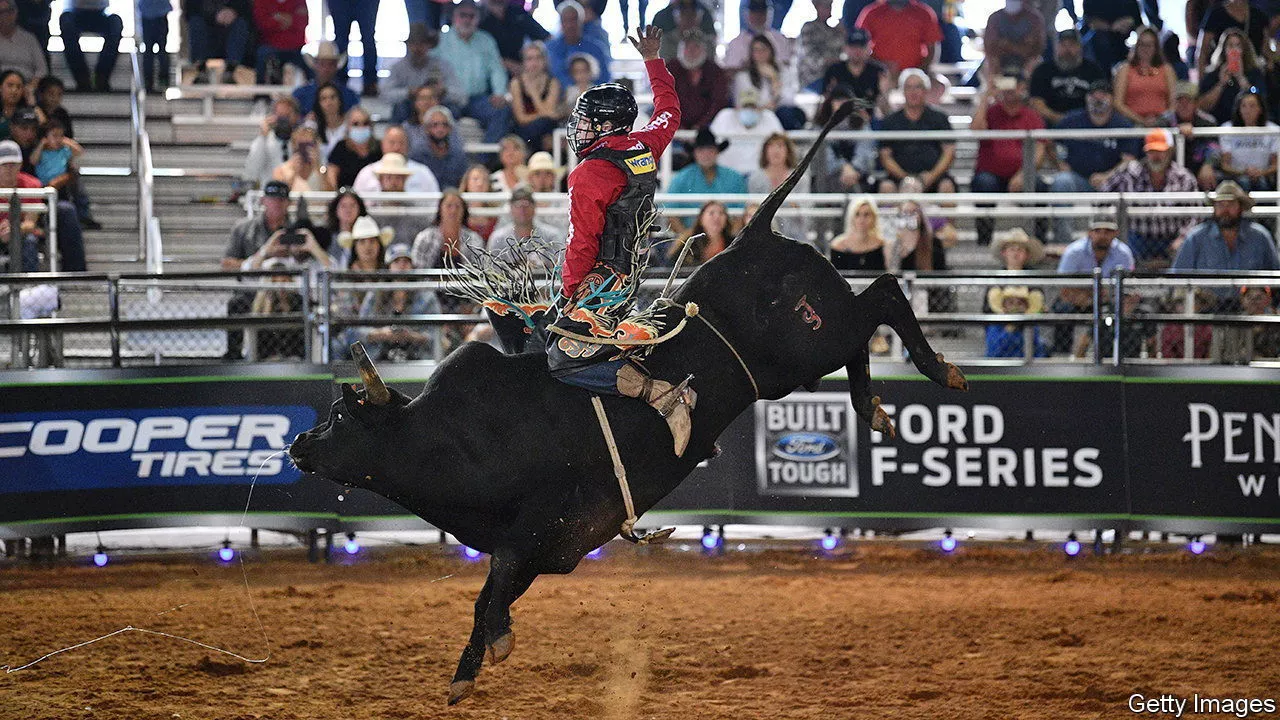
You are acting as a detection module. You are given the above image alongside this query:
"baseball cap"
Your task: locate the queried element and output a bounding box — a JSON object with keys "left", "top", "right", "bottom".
{"left": 0, "top": 139, "right": 21, "bottom": 165}
{"left": 1089, "top": 214, "right": 1119, "bottom": 231}
{"left": 263, "top": 180, "right": 291, "bottom": 199}
{"left": 1144, "top": 128, "right": 1173, "bottom": 152}
{"left": 846, "top": 28, "right": 870, "bottom": 46}
{"left": 12, "top": 107, "right": 38, "bottom": 125}
{"left": 384, "top": 242, "right": 414, "bottom": 265}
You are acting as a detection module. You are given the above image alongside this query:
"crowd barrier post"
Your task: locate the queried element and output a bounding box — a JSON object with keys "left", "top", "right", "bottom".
{"left": 301, "top": 271, "right": 314, "bottom": 362}
{"left": 320, "top": 270, "right": 332, "bottom": 365}
{"left": 107, "top": 276, "right": 122, "bottom": 368}
{"left": 1111, "top": 270, "right": 1125, "bottom": 366}
{"left": 1091, "top": 266, "right": 1104, "bottom": 366}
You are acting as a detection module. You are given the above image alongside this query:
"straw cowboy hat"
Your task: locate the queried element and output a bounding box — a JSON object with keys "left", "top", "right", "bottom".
{"left": 337, "top": 215, "right": 395, "bottom": 250}
{"left": 1208, "top": 180, "right": 1254, "bottom": 211}
{"left": 526, "top": 151, "right": 564, "bottom": 177}
{"left": 991, "top": 228, "right": 1046, "bottom": 265}
{"left": 374, "top": 153, "right": 414, "bottom": 176}
{"left": 305, "top": 41, "right": 347, "bottom": 69}
{"left": 987, "top": 286, "right": 1044, "bottom": 315}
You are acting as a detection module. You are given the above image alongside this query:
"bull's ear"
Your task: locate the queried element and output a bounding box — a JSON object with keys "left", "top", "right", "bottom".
{"left": 341, "top": 383, "right": 363, "bottom": 410}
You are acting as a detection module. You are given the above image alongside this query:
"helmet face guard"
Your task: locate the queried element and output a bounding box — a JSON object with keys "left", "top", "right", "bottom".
{"left": 567, "top": 83, "right": 638, "bottom": 157}
{"left": 567, "top": 113, "right": 620, "bottom": 157}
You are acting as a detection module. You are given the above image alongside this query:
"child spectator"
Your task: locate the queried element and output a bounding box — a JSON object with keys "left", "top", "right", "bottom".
{"left": 30, "top": 117, "right": 81, "bottom": 188}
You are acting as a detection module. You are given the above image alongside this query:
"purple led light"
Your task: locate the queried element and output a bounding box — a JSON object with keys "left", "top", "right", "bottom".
{"left": 940, "top": 536, "right": 957, "bottom": 553}
{"left": 1189, "top": 541, "right": 1206, "bottom": 555}
{"left": 587, "top": 547, "right": 603, "bottom": 559}
{"left": 218, "top": 547, "right": 235, "bottom": 562}
{"left": 1064, "top": 540, "right": 1081, "bottom": 557}
{"left": 701, "top": 533, "right": 719, "bottom": 550}
{"left": 462, "top": 546, "right": 482, "bottom": 559}
{"left": 821, "top": 535, "right": 839, "bottom": 551}
{"left": 344, "top": 540, "right": 360, "bottom": 555}
{"left": 93, "top": 552, "right": 109, "bottom": 567}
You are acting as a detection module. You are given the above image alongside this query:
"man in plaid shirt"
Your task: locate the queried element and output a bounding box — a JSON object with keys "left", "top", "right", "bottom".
{"left": 1101, "top": 128, "right": 1199, "bottom": 263}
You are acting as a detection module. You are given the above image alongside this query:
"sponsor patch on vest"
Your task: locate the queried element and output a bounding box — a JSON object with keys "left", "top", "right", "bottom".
{"left": 624, "top": 152, "right": 656, "bottom": 174}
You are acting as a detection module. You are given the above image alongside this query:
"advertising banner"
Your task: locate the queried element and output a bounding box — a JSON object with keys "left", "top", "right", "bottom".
{"left": 1125, "top": 378, "right": 1280, "bottom": 526}
{"left": 730, "top": 376, "right": 1130, "bottom": 520}
{"left": 0, "top": 367, "right": 338, "bottom": 527}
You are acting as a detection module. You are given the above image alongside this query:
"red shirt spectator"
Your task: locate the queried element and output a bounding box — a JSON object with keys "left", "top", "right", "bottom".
{"left": 668, "top": 38, "right": 731, "bottom": 129}
{"left": 856, "top": 0, "right": 942, "bottom": 74}
{"left": 974, "top": 85, "right": 1045, "bottom": 180}
{"left": 253, "top": 0, "right": 307, "bottom": 50}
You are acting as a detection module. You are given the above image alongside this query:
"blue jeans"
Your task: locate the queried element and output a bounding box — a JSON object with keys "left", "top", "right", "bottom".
{"left": 463, "top": 93, "right": 514, "bottom": 145}
{"left": 54, "top": 201, "right": 87, "bottom": 272}
{"left": 140, "top": 16, "right": 169, "bottom": 89}
{"left": 555, "top": 358, "right": 627, "bottom": 395}
{"left": 1049, "top": 171, "right": 1093, "bottom": 245}
{"left": 256, "top": 46, "right": 313, "bottom": 84}
{"left": 330, "top": 0, "right": 381, "bottom": 87}
{"left": 739, "top": 0, "right": 794, "bottom": 30}
{"left": 406, "top": 0, "right": 445, "bottom": 29}
{"left": 59, "top": 9, "right": 123, "bottom": 87}
{"left": 187, "top": 15, "right": 249, "bottom": 68}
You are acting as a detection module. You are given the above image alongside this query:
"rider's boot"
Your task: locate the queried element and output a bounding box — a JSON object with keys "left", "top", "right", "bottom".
{"left": 616, "top": 362, "right": 697, "bottom": 457}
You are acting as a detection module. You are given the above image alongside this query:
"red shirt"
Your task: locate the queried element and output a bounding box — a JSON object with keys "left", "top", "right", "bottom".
{"left": 0, "top": 172, "right": 43, "bottom": 224}
{"left": 562, "top": 58, "right": 682, "bottom": 295}
{"left": 253, "top": 0, "right": 308, "bottom": 50}
{"left": 856, "top": 0, "right": 942, "bottom": 73}
{"left": 975, "top": 102, "right": 1044, "bottom": 180}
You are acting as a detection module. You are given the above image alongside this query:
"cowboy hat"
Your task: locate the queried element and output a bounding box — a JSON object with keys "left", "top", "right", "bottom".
{"left": 692, "top": 127, "right": 729, "bottom": 152}
{"left": 987, "top": 286, "right": 1044, "bottom": 315}
{"left": 1209, "top": 180, "right": 1254, "bottom": 210}
{"left": 991, "top": 228, "right": 1046, "bottom": 265}
{"left": 337, "top": 215, "right": 395, "bottom": 250}
{"left": 526, "top": 151, "right": 563, "bottom": 177}
{"left": 304, "top": 41, "right": 347, "bottom": 69}
{"left": 374, "top": 153, "right": 414, "bottom": 176}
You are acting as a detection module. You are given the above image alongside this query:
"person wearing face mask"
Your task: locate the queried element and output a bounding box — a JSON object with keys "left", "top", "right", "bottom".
{"left": 709, "top": 86, "right": 784, "bottom": 175}
{"left": 1029, "top": 28, "right": 1106, "bottom": 125}
{"left": 1101, "top": 128, "right": 1199, "bottom": 263}
{"left": 1048, "top": 79, "right": 1141, "bottom": 244}
{"left": 243, "top": 95, "right": 301, "bottom": 189}
{"left": 327, "top": 106, "right": 380, "bottom": 189}
{"left": 670, "top": 30, "right": 731, "bottom": 130}
{"left": 981, "top": 0, "right": 1044, "bottom": 85}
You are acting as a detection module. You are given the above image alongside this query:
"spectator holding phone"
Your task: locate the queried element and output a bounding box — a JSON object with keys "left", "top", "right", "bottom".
{"left": 271, "top": 126, "right": 336, "bottom": 191}
{"left": 1197, "top": 28, "right": 1264, "bottom": 125}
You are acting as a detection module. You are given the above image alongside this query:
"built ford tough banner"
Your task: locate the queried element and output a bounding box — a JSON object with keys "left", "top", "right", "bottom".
{"left": 1, "top": 366, "right": 1276, "bottom": 535}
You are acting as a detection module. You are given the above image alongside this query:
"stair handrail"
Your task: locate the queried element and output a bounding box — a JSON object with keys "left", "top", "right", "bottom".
{"left": 129, "top": 36, "right": 162, "bottom": 273}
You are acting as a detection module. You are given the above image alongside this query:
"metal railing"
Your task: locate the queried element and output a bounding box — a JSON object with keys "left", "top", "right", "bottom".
{"left": 129, "top": 42, "right": 161, "bottom": 270}
{"left": 3, "top": 269, "right": 1278, "bottom": 370}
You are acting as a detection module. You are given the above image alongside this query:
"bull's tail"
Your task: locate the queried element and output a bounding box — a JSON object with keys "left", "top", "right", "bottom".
{"left": 740, "top": 100, "right": 855, "bottom": 241}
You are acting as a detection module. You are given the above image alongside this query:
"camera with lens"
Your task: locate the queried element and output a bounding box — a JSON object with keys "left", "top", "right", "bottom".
{"left": 280, "top": 195, "right": 312, "bottom": 246}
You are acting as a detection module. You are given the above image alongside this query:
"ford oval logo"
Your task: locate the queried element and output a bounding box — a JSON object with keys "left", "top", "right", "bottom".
{"left": 772, "top": 433, "right": 840, "bottom": 462}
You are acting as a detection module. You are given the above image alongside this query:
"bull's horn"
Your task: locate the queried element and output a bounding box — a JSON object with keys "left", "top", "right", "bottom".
{"left": 351, "top": 342, "right": 391, "bottom": 405}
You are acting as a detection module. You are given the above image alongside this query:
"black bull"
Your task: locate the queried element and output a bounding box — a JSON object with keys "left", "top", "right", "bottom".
{"left": 288, "top": 102, "right": 968, "bottom": 705}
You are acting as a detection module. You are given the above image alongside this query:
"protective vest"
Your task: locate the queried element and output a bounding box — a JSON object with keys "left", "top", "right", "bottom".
{"left": 585, "top": 142, "right": 660, "bottom": 277}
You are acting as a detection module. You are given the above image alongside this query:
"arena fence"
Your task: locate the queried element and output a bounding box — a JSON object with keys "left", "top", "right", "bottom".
{"left": 3, "top": 269, "right": 1278, "bottom": 369}
{"left": 1, "top": 363, "right": 1276, "bottom": 541}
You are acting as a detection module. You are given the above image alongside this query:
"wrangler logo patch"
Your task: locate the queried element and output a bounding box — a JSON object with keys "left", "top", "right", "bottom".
{"left": 624, "top": 153, "right": 656, "bottom": 174}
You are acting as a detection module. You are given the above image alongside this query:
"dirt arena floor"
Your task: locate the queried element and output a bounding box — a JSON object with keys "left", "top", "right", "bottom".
{"left": 2, "top": 542, "right": 1279, "bottom": 720}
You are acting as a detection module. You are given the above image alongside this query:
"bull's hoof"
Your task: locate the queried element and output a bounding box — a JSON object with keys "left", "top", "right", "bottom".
{"left": 936, "top": 354, "right": 969, "bottom": 391}
{"left": 486, "top": 631, "right": 515, "bottom": 665}
{"left": 871, "top": 405, "right": 896, "bottom": 439}
{"left": 447, "top": 680, "right": 475, "bottom": 705}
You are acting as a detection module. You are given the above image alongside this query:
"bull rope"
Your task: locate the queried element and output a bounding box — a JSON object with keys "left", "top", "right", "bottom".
{"left": 590, "top": 395, "right": 640, "bottom": 540}
{"left": 544, "top": 302, "right": 698, "bottom": 346}
{"left": 691, "top": 310, "right": 760, "bottom": 401}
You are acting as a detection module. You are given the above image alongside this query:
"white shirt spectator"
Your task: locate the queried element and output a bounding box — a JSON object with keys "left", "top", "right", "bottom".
{"left": 1220, "top": 121, "right": 1280, "bottom": 172}
{"left": 352, "top": 158, "right": 441, "bottom": 195}
{"left": 0, "top": 25, "right": 47, "bottom": 82}
{"left": 708, "top": 106, "right": 784, "bottom": 175}
{"left": 243, "top": 133, "right": 290, "bottom": 187}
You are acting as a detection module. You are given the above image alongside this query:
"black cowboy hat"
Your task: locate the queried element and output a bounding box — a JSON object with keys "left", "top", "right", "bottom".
{"left": 692, "top": 127, "right": 729, "bottom": 152}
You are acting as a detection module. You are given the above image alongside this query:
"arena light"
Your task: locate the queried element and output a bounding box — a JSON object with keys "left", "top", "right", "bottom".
{"left": 93, "top": 545, "right": 109, "bottom": 567}
{"left": 1064, "top": 533, "right": 1081, "bottom": 557}
{"left": 462, "top": 546, "right": 483, "bottom": 560}
{"left": 700, "top": 526, "right": 722, "bottom": 551}
{"left": 940, "top": 530, "right": 957, "bottom": 553}
{"left": 1189, "top": 539, "right": 1207, "bottom": 555}
{"left": 218, "top": 540, "right": 235, "bottom": 563}
{"left": 820, "top": 528, "right": 839, "bottom": 552}
{"left": 344, "top": 533, "right": 360, "bottom": 556}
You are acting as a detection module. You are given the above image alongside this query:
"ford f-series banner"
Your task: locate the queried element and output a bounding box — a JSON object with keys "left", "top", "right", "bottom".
{"left": 1, "top": 366, "right": 1276, "bottom": 535}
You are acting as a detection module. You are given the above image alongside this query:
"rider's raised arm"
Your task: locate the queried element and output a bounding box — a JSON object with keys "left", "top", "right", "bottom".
{"left": 631, "top": 58, "right": 682, "bottom": 159}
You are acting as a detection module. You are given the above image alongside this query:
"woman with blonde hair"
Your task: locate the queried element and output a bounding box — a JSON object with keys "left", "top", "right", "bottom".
{"left": 829, "top": 196, "right": 887, "bottom": 272}
{"left": 1114, "top": 27, "right": 1177, "bottom": 127}
{"left": 666, "top": 200, "right": 735, "bottom": 266}
{"left": 491, "top": 135, "right": 529, "bottom": 193}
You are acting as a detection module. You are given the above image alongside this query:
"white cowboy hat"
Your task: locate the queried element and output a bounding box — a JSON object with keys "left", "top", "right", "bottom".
{"left": 337, "top": 215, "right": 395, "bottom": 250}
{"left": 304, "top": 41, "right": 347, "bottom": 69}
{"left": 987, "top": 285, "right": 1044, "bottom": 315}
{"left": 526, "top": 151, "right": 563, "bottom": 177}
{"left": 991, "top": 228, "right": 1046, "bottom": 265}
{"left": 374, "top": 153, "right": 414, "bottom": 176}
